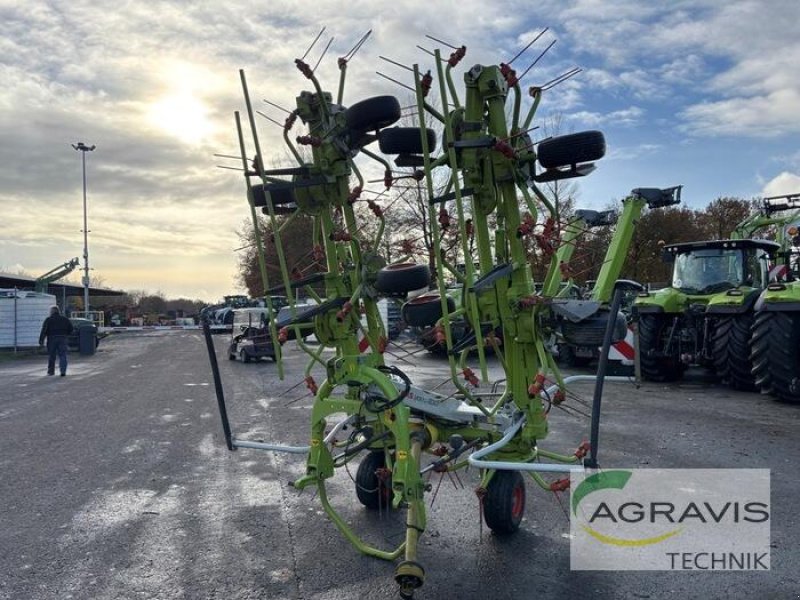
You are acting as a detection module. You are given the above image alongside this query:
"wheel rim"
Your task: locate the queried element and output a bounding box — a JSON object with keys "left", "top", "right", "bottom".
{"left": 511, "top": 483, "right": 524, "bottom": 519}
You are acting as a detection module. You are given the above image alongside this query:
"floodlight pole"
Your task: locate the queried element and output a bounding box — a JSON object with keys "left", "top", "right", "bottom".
{"left": 72, "top": 142, "right": 96, "bottom": 314}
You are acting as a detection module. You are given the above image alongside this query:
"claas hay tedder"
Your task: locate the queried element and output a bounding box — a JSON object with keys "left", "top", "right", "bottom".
{"left": 203, "top": 29, "right": 639, "bottom": 597}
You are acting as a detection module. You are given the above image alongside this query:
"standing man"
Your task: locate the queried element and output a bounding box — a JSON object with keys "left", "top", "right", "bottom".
{"left": 39, "top": 306, "right": 73, "bottom": 376}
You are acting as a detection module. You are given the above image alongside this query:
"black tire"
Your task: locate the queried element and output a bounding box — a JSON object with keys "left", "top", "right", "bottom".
{"left": 750, "top": 311, "right": 800, "bottom": 403}
{"left": 638, "top": 314, "right": 685, "bottom": 382}
{"left": 712, "top": 314, "right": 757, "bottom": 391}
{"left": 483, "top": 470, "right": 526, "bottom": 535}
{"left": 379, "top": 127, "right": 436, "bottom": 155}
{"left": 240, "top": 349, "right": 251, "bottom": 364}
{"left": 356, "top": 451, "right": 392, "bottom": 509}
{"left": 345, "top": 96, "right": 401, "bottom": 132}
{"left": 249, "top": 183, "right": 296, "bottom": 207}
{"left": 557, "top": 343, "right": 591, "bottom": 368}
{"left": 402, "top": 293, "right": 454, "bottom": 327}
{"left": 538, "top": 130, "right": 606, "bottom": 169}
{"left": 375, "top": 263, "right": 431, "bottom": 295}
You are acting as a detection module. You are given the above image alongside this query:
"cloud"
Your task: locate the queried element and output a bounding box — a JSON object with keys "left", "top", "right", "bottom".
{"left": 761, "top": 172, "right": 800, "bottom": 198}
{"left": 568, "top": 106, "right": 644, "bottom": 127}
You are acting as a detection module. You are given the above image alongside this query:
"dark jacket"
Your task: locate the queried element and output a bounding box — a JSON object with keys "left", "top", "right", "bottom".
{"left": 39, "top": 315, "right": 73, "bottom": 345}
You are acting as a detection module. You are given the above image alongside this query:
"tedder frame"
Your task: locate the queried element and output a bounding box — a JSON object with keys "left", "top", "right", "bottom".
{"left": 204, "top": 30, "right": 634, "bottom": 598}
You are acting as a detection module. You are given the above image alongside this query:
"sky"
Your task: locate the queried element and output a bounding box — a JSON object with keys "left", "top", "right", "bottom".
{"left": 1, "top": 0, "right": 798, "bottom": 302}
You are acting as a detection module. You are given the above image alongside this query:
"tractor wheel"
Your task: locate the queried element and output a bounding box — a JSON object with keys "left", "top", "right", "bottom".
{"left": 355, "top": 451, "right": 393, "bottom": 509}
{"left": 537, "top": 130, "right": 606, "bottom": 169}
{"left": 483, "top": 470, "right": 526, "bottom": 535}
{"left": 375, "top": 263, "right": 431, "bottom": 295}
{"left": 637, "top": 314, "right": 685, "bottom": 382}
{"left": 378, "top": 127, "right": 437, "bottom": 155}
{"left": 750, "top": 311, "right": 800, "bottom": 403}
{"left": 345, "top": 96, "right": 401, "bottom": 132}
{"left": 712, "top": 314, "right": 757, "bottom": 391}
{"left": 402, "top": 293, "right": 454, "bottom": 327}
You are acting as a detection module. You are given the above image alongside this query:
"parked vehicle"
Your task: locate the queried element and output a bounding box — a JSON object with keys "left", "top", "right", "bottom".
{"left": 227, "top": 308, "right": 277, "bottom": 363}
{"left": 635, "top": 194, "right": 800, "bottom": 388}
{"left": 67, "top": 317, "right": 101, "bottom": 350}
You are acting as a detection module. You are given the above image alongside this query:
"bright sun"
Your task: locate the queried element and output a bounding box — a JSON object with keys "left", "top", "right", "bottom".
{"left": 148, "top": 92, "right": 213, "bottom": 145}
{"left": 146, "top": 61, "right": 218, "bottom": 145}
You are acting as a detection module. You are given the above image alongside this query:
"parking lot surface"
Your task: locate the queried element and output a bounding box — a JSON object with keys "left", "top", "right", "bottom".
{"left": 1, "top": 332, "right": 798, "bottom": 599}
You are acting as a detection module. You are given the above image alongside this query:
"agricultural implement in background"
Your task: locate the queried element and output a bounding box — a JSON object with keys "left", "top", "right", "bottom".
{"left": 635, "top": 193, "right": 800, "bottom": 391}
{"left": 553, "top": 186, "right": 681, "bottom": 366}
{"left": 204, "top": 29, "right": 635, "bottom": 598}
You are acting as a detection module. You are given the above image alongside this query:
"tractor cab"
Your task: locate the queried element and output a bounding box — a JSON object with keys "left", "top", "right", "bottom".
{"left": 661, "top": 239, "right": 777, "bottom": 299}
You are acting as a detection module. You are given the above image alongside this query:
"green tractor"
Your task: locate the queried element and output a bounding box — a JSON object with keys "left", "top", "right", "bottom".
{"left": 635, "top": 194, "right": 800, "bottom": 387}
{"left": 750, "top": 193, "right": 800, "bottom": 402}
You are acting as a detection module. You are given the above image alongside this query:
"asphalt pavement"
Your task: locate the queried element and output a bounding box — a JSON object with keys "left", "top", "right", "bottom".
{"left": 1, "top": 332, "right": 798, "bottom": 600}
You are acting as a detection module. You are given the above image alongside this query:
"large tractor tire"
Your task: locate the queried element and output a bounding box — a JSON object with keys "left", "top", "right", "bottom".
{"left": 537, "top": 130, "right": 606, "bottom": 169}
{"left": 750, "top": 311, "right": 800, "bottom": 403}
{"left": 712, "top": 314, "right": 757, "bottom": 391}
{"left": 637, "top": 314, "right": 685, "bottom": 382}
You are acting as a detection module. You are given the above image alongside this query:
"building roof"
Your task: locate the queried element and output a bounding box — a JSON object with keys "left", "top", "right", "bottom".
{"left": 0, "top": 272, "right": 125, "bottom": 297}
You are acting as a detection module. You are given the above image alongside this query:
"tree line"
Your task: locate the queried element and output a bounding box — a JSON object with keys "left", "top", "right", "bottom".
{"left": 236, "top": 190, "right": 767, "bottom": 297}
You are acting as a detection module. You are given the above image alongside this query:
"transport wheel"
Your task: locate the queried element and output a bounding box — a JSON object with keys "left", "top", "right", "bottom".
{"left": 355, "top": 451, "right": 393, "bottom": 509}
{"left": 712, "top": 314, "right": 757, "bottom": 391}
{"left": 345, "top": 95, "right": 401, "bottom": 131}
{"left": 537, "top": 130, "right": 606, "bottom": 169}
{"left": 750, "top": 311, "right": 800, "bottom": 402}
{"left": 402, "top": 293, "right": 454, "bottom": 327}
{"left": 483, "top": 470, "right": 526, "bottom": 535}
{"left": 637, "top": 314, "right": 685, "bottom": 382}
{"left": 378, "top": 127, "right": 436, "bottom": 155}
{"left": 374, "top": 263, "right": 431, "bottom": 295}
{"left": 248, "top": 183, "right": 295, "bottom": 206}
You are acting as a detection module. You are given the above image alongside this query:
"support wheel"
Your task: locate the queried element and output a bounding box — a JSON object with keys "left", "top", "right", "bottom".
{"left": 537, "top": 130, "right": 606, "bottom": 169}
{"left": 750, "top": 311, "right": 800, "bottom": 402}
{"left": 375, "top": 263, "right": 431, "bottom": 295}
{"left": 345, "top": 96, "right": 401, "bottom": 131}
{"left": 712, "top": 314, "right": 757, "bottom": 391}
{"left": 378, "top": 127, "right": 436, "bottom": 155}
{"left": 637, "top": 314, "right": 685, "bottom": 382}
{"left": 355, "top": 451, "right": 392, "bottom": 509}
{"left": 395, "top": 561, "right": 425, "bottom": 599}
{"left": 483, "top": 470, "right": 526, "bottom": 535}
{"left": 402, "top": 293, "right": 454, "bottom": 327}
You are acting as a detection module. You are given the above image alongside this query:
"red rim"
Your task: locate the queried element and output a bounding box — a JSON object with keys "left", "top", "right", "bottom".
{"left": 385, "top": 262, "right": 417, "bottom": 271}
{"left": 511, "top": 483, "right": 525, "bottom": 520}
{"left": 408, "top": 293, "right": 440, "bottom": 305}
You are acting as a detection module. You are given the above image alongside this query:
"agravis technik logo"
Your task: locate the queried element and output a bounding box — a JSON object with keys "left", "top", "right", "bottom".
{"left": 570, "top": 469, "right": 770, "bottom": 570}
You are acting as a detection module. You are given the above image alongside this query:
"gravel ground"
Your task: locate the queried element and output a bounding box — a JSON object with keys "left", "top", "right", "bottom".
{"left": 0, "top": 331, "right": 798, "bottom": 600}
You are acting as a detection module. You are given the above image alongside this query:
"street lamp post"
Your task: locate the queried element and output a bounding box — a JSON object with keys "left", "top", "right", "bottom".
{"left": 72, "top": 142, "right": 96, "bottom": 316}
